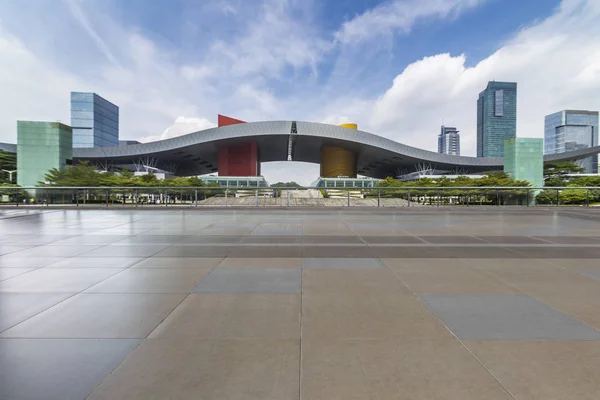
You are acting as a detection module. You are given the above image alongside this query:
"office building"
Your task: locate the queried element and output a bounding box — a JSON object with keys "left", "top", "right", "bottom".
{"left": 438, "top": 126, "right": 460, "bottom": 155}
{"left": 504, "top": 138, "right": 543, "bottom": 188}
{"left": 477, "top": 81, "right": 517, "bottom": 157}
{"left": 17, "top": 121, "right": 72, "bottom": 187}
{"left": 71, "top": 92, "right": 119, "bottom": 148}
{"left": 544, "top": 110, "right": 598, "bottom": 173}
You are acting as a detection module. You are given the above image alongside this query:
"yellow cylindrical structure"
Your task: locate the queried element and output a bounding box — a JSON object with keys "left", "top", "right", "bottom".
{"left": 339, "top": 123, "right": 358, "bottom": 130}
{"left": 320, "top": 145, "right": 357, "bottom": 178}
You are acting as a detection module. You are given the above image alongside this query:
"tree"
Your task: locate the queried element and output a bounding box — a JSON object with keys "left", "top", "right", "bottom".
{"left": 544, "top": 162, "right": 584, "bottom": 187}
{"left": 0, "top": 152, "right": 17, "bottom": 184}
{"left": 271, "top": 181, "right": 303, "bottom": 188}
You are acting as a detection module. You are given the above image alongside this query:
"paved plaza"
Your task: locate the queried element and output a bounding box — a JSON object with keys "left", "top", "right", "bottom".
{"left": 2, "top": 208, "right": 600, "bottom": 399}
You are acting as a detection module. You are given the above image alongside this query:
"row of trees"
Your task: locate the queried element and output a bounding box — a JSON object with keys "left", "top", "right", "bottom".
{"left": 42, "top": 162, "right": 218, "bottom": 187}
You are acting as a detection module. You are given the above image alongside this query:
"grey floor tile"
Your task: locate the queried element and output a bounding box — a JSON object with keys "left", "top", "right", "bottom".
{"left": 1, "top": 293, "right": 185, "bottom": 338}
{"left": 418, "top": 236, "right": 487, "bottom": 244}
{"left": 579, "top": 270, "right": 600, "bottom": 281}
{"left": 228, "top": 245, "right": 302, "bottom": 258}
{"left": 0, "top": 245, "right": 34, "bottom": 256}
{"left": 131, "top": 257, "right": 223, "bottom": 269}
{"left": 475, "top": 236, "right": 549, "bottom": 244}
{"left": 302, "top": 246, "right": 376, "bottom": 258}
{"left": 8, "top": 245, "right": 101, "bottom": 257}
{"left": 302, "top": 258, "right": 385, "bottom": 269}
{"left": 194, "top": 269, "right": 301, "bottom": 293}
{"left": 360, "top": 236, "right": 423, "bottom": 244}
{"left": 0, "top": 293, "right": 73, "bottom": 332}
{"left": 86, "top": 268, "right": 211, "bottom": 293}
{"left": 508, "top": 247, "right": 600, "bottom": 259}
{"left": 0, "top": 256, "right": 66, "bottom": 269}
{"left": 153, "top": 245, "right": 234, "bottom": 258}
{"left": 420, "top": 294, "right": 600, "bottom": 340}
{"left": 0, "top": 338, "right": 140, "bottom": 400}
{"left": 533, "top": 236, "right": 600, "bottom": 244}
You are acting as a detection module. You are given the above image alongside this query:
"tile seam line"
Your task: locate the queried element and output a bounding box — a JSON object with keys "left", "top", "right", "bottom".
{"left": 478, "top": 266, "right": 600, "bottom": 336}
{"left": 382, "top": 263, "right": 518, "bottom": 400}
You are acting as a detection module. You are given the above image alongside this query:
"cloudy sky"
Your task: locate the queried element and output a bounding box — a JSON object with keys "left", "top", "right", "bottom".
{"left": 1, "top": 0, "right": 599, "bottom": 184}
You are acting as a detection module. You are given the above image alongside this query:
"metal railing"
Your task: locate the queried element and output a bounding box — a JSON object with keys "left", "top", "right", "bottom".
{"left": 0, "top": 186, "right": 598, "bottom": 208}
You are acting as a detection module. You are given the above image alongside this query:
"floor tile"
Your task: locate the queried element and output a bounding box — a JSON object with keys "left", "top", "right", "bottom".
{"left": 393, "top": 265, "right": 519, "bottom": 294}
{"left": 1, "top": 293, "right": 185, "bottom": 338}
{"left": 360, "top": 235, "right": 423, "bottom": 244}
{"left": 131, "top": 257, "right": 223, "bottom": 269}
{"left": 0, "top": 293, "right": 73, "bottom": 332}
{"left": 194, "top": 269, "right": 301, "bottom": 294}
{"left": 150, "top": 294, "right": 300, "bottom": 339}
{"left": 420, "top": 294, "right": 600, "bottom": 340}
{"left": 0, "top": 338, "right": 140, "bottom": 400}
{"left": 0, "top": 268, "right": 124, "bottom": 293}
{"left": 0, "top": 245, "right": 33, "bottom": 255}
{"left": 302, "top": 338, "right": 512, "bottom": 400}
{"left": 218, "top": 257, "right": 302, "bottom": 269}
{"left": 0, "top": 267, "right": 36, "bottom": 282}
{"left": 153, "top": 245, "right": 234, "bottom": 258}
{"left": 302, "top": 269, "right": 408, "bottom": 296}
{"left": 8, "top": 245, "right": 101, "bottom": 257}
{"left": 45, "top": 257, "right": 144, "bottom": 269}
{"left": 86, "top": 268, "right": 211, "bottom": 293}
{"left": 302, "top": 246, "right": 376, "bottom": 258}
{"left": 228, "top": 245, "right": 302, "bottom": 258}
{"left": 475, "top": 236, "right": 548, "bottom": 244}
{"left": 0, "top": 256, "right": 65, "bottom": 268}
{"left": 417, "top": 235, "right": 487, "bottom": 244}
{"left": 465, "top": 340, "right": 600, "bottom": 400}
{"left": 302, "top": 258, "right": 384, "bottom": 269}
{"left": 80, "top": 244, "right": 170, "bottom": 258}
{"left": 87, "top": 338, "right": 299, "bottom": 400}
{"left": 302, "top": 292, "right": 449, "bottom": 339}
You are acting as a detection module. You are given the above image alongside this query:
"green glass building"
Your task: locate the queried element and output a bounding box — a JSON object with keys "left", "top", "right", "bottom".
{"left": 504, "top": 138, "right": 543, "bottom": 188}
{"left": 477, "top": 81, "right": 517, "bottom": 157}
{"left": 17, "top": 121, "right": 73, "bottom": 188}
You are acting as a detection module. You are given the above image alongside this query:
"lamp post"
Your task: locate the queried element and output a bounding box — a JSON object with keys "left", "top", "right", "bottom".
{"left": 1, "top": 170, "right": 16, "bottom": 183}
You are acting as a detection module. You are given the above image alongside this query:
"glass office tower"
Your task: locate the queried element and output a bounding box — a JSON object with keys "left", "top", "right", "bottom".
{"left": 477, "top": 81, "right": 517, "bottom": 157}
{"left": 438, "top": 126, "right": 460, "bottom": 155}
{"left": 544, "top": 110, "right": 598, "bottom": 173}
{"left": 71, "top": 92, "right": 119, "bottom": 148}
{"left": 17, "top": 121, "right": 73, "bottom": 188}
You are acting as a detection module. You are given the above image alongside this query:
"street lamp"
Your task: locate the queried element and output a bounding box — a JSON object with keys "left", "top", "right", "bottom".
{"left": 1, "top": 170, "right": 16, "bottom": 183}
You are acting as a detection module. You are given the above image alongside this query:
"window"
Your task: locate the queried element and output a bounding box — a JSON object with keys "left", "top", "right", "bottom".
{"left": 494, "top": 90, "right": 504, "bottom": 117}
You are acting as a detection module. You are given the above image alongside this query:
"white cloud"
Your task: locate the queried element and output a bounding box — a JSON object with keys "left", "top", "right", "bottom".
{"left": 335, "top": 0, "right": 484, "bottom": 44}
{"left": 139, "top": 117, "right": 216, "bottom": 143}
{"left": 325, "top": 0, "right": 600, "bottom": 157}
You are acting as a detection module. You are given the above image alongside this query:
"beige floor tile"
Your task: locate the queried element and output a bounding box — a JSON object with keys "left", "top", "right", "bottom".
{"left": 461, "top": 258, "right": 552, "bottom": 269}
{"left": 465, "top": 340, "right": 600, "bottom": 400}
{"left": 218, "top": 257, "right": 302, "bottom": 269}
{"left": 546, "top": 258, "right": 600, "bottom": 270}
{"left": 1, "top": 293, "right": 185, "bottom": 338}
{"left": 302, "top": 293, "right": 449, "bottom": 339}
{"left": 301, "top": 338, "right": 512, "bottom": 400}
{"left": 393, "top": 265, "right": 519, "bottom": 294}
{"left": 150, "top": 294, "right": 300, "bottom": 339}
{"left": 85, "top": 268, "right": 211, "bottom": 293}
{"left": 131, "top": 257, "right": 223, "bottom": 269}
{"left": 88, "top": 338, "right": 299, "bottom": 400}
{"left": 382, "top": 258, "right": 468, "bottom": 270}
{"left": 302, "top": 269, "right": 408, "bottom": 296}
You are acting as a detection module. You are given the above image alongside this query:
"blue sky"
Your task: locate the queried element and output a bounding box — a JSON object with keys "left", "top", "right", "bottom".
{"left": 1, "top": 0, "right": 598, "bottom": 184}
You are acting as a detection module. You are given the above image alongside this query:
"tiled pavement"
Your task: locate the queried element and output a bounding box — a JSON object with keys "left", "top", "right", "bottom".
{"left": 1, "top": 208, "right": 600, "bottom": 399}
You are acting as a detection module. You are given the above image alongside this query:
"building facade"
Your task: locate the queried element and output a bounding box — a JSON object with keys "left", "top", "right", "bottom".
{"left": 477, "top": 81, "right": 517, "bottom": 158}
{"left": 71, "top": 92, "right": 119, "bottom": 148}
{"left": 16, "top": 121, "right": 72, "bottom": 187}
{"left": 504, "top": 138, "right": 543, "bottom": 189}
{"left": 544, "top": 110, "right": 598, "bottom": 173}
{"left": 438, "top": 126, "right": 460, "bottom": 155}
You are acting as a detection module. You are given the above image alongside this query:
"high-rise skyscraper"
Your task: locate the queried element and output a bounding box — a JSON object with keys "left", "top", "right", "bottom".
{"left": 70, "top": 92, "right": 119, "bottom": 148}
{"left": 477, "top": 81, "right": 517, "bottom": 157}
{"left": 544, "top": 110, "right": 598, "bottom": 173}
{"left": 438, "top": 126, "right": 460, "bottom": 155}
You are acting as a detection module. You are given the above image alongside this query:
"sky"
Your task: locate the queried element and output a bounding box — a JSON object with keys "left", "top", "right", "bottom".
{"left": 1, "top": 0, "right": 599, "bottom": 185}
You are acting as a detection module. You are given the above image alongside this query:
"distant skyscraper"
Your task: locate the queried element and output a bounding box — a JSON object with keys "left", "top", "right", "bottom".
{"left": 70, "top": 92, "right": 119, "bottom": 148}
{"left": 477, "top": 81, "right": 517, "bottom": 157}
{"left": 544, "top": 110, "right": 598, "bottom": 173}
{"left": 438, "top": 126, "right": 460, "bottom": 156}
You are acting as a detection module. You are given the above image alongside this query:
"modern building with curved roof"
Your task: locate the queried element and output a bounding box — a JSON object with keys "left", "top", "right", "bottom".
{"left": 4, "top": 116, "right": 600, "bottom": 181}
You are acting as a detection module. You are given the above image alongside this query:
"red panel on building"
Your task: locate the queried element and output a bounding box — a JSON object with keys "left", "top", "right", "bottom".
{"left": 218, "top": 114, "right": 246, "bottom": 127}
{"left": 218, "top": 142, "right": 260, "bottom": 176}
